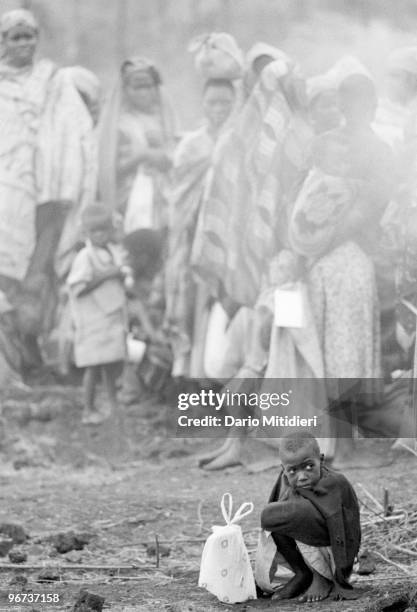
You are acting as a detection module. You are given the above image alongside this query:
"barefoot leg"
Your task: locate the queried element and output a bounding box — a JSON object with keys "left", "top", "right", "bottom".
{"left": 270, "top": 534, "right": 312, "bottom": 601}
{"left": 196, "top": 436, "right": 233, "bottom": 467}
{"left": 82, "top": 366, "right": 100, "bottom": 421}
{"left": 298, "top": 570, "right": 332, "bottom": 603}
{"left": 102, "top": 363, "right": 127, "bottom": 455}
{"left": 203, "top": 437, "right": 244, "bottom": 471}
{"left": 331, "top": 402, "right": 359, "bottom": 469}
{"left": 102, "top": 363, "right": 119, "bottom": 416}
{"left": 331, "top": 437, "right": 356, "bottom": 469}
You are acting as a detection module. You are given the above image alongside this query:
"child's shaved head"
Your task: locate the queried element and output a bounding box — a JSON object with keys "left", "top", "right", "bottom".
{"left": 279, "top": 432, "right": 323, "bottom": 490}
{"left": 279, "top": 431, "right": 321, "bottom": 458}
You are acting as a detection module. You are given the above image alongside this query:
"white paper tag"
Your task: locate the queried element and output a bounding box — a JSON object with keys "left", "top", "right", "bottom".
{"left": 127, "top": 336, "right": 147, "bottom": 364}
{"left": 274, "top": 286, "right": 304, "bottom": 328}
{"left": 124, "top": 171, "right": 154, "bottom": 233}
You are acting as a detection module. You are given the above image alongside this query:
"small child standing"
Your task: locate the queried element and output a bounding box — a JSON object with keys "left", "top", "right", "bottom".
{"left": 68, "top": 205, "right": 134, "bottom": 424}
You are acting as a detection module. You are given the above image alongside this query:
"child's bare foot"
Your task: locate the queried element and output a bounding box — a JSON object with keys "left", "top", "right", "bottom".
{"left": 196, "top": 438, "right": 232, "bottom": 467}
{"left": 298, "top": 571, "right": 332, "bottom": 603}
{"left": 272, "top": 571, "right": 312, "bottom": 600}
{"left": 203, "top": 439, "right": 242, "bottom": 471}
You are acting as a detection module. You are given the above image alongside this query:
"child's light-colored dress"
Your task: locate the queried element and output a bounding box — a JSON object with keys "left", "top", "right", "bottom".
{"left": 67, "top": 241, "right": 128, "bottom": 368}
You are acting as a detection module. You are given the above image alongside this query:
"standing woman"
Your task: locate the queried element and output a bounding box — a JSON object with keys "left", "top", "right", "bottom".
{"left": 289, "top": 72, "right": 394, "bottom": 467}
{"left": 165, "top": 78, "right": 236, "bottom": 379}
{"left": 98, "top": 57, "right": 178, "bottom": 235}
{"left": 193, "top": 58, "right": 313, "bottom": 470}
{"left": 0, "top": 9, "right": 94, "bottom": 377}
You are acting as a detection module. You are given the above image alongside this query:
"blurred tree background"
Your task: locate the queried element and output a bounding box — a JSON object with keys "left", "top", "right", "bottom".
{"left": 2, "top": 0, "right": 417, "bottom": 126}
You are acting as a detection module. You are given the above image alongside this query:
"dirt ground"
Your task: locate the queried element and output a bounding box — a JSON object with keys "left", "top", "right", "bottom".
{"left": 0, "top": 386, "right": 416, "bottom": 612}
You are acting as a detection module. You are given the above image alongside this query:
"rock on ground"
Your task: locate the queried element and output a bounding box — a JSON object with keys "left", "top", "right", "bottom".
{"left": 73, "top": 590, "right": 105, "bottom": 612}
{"left": 0, "top": 537, "right": 13, "bottom": 556}
{"left": 0, "top": 522, "right": 28, "bottom": 544}
{"left": 52, "top": 530, "right": 91, "bottom": 554}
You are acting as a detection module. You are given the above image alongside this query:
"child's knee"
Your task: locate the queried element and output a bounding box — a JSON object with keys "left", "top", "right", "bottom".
{"left": 261, "top": 504, "right": 281, "bottom": 531}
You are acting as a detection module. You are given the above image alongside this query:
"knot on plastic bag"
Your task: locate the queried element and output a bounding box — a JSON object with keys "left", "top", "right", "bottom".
{"left": 221, "top": 493, "right": 254, "bottom": 526}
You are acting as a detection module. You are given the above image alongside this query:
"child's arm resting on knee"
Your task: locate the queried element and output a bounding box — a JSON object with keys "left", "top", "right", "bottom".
{"left": 260, "top": 502, "right": 284, "bottom": 532}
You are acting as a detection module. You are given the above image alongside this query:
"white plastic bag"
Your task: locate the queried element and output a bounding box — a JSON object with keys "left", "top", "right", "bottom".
{"left": 198, "top": 493, "right": 257, "bottom": 604}
{"left": 124, "top": 171, "right": 154, "bottom": 234}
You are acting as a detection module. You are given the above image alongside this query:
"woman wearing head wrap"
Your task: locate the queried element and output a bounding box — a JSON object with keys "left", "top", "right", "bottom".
{"left": 0, "top": 8, "right": 95, "bottom": 375}
{"left": 290, "top": 68, "right": 402, "bottom": 468}
{"left": 192, "top": 57, "right": 313, "bottom": 470}
{"left": 192, "top": 56, "right": 311, "bottom": 307}
{"left": 292, "top": 67, "right": 394, "bottom": 264}
{"left": 307, "top": 56, "right": 371, "bottom": 135}
{"left": 98, "top": 56, "right": 178, "bottom": 234}
{"left": 0, "top": 9, "right": 94, "bottom": 283}
{"left": 164, "top": 78, "right": 236, "bottom": 378}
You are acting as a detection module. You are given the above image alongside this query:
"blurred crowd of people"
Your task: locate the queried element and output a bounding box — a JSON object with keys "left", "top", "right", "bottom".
{"left": 0, "top": 9, "right": 416, "bottom": 464}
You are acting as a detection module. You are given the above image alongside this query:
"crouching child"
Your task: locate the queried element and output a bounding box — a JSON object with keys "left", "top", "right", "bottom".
{"left": 255, "top": 432, "right": 361, "bottom": 603}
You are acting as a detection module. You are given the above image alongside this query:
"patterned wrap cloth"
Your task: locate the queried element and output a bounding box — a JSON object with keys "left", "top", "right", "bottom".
{"left": 0, "top": 58, "right": 94, "bottom": 281}
{"left": 191, "top": 58, "right": 312, "bottom": 307}
{"left": 164, "top": 126, "right": 217, "bottom": 375}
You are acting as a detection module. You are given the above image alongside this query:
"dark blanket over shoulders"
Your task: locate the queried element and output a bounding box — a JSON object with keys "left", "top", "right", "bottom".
{"left": 266, "top": 466, "right": 361, "bottom": 590}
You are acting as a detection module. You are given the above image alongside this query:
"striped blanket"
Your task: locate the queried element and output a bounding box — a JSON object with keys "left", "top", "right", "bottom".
{"left": 164, "top": 127, "right": 213, "bottom": 374}
{"left": 191, "top": 59, "right": 312, "bottom": 306}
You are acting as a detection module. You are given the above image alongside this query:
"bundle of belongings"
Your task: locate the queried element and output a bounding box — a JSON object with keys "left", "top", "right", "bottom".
{"left": 198, "top": 493, "right": 256, "bottom": 603}
{"left": 188, "top": 32, "right": 244, "bottom": 80}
